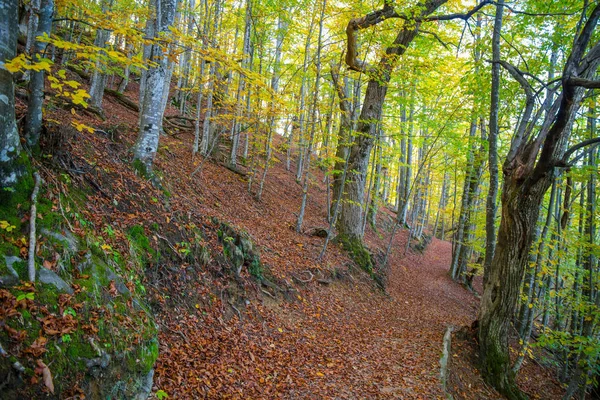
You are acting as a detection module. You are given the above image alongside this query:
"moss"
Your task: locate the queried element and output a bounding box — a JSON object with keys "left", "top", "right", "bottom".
{"left": 132, "top": 158, "right": 149, "bottom": 179}
{"left": 125, "top": 337, "right": 159, "bottom": 374}
{"left": 35, "top": 283, "right": 61, "bottom": 312}
{"left": 337, "top": 234, "right": 373, "bottom": 274}
{"left": 127, "top": 225, "right": 159, "bottom": 266}
{"left": 249, "top": 257, "right": 263, "bottom": 280}
{"left": 0, "top": 151, "right": 34, "bottom": 213}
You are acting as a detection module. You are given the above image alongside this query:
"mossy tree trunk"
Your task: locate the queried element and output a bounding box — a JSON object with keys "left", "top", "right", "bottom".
{"left": 478, "top": 5, "right": 600, "bottom": 398}
{"left": 0, "top": 0, "right": 31, "bottom": 197}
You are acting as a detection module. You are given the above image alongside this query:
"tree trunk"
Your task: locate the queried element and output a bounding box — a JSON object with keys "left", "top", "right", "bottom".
{"left": 484, "top": 0, "right": 503, "bottom": 272}
{"left": 0, "top": 0, "right": 30, "bottom": 196}
{"left": 24, "top": 0, "right": 53, "bottom": 149}
{"left": 133, "top": 0, "right": 177, "bottom": 172}
{"left": 295, "top": 13, "right": 316, "bottom": 182}
{"left": 297, "top": 0, "right": 326, "bottom": 232}
{"left": 89, "top": 0, "right": 113, "bottom": 110}
{"left": 478, "top": 6, "right": 600, "bottom": 396}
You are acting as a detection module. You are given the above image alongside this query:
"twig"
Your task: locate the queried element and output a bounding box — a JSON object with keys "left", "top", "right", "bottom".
{"left": 231, "top": 304, "right": 242, "bottom": 320}
{"left": 293, "top": 270, "right": 314, "bottom": 283}
{"left": 261, "top": 289, "right": 276, "bottom": 298}
{"left": 56, "top": 183, "right": 74, "bottom": 232}
{"left": 155, "top": 233, "right": 184, "bottom": 260}
{"left": 28, "top": 172, "right": 42, "bottom": 282}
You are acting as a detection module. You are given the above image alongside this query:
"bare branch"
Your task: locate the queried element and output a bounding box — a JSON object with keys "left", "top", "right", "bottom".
{"left": 423, "top": 0, "right": 493, "bottom": 22}
{"left": 568, "top": 77, "right": 600, "bottom": 88}
{"left": 493, "top": 60, "right": 534, "bottom": 99}
{"left": 560, "top": 137, "right": 600, "bottom": 165}
{"left": 420, "top": 29, "right": 452, "bottom": 50}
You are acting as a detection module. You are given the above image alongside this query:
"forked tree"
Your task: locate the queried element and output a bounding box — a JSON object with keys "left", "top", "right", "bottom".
{"left": 477, "top": 4, "right": 600, "bottom": 398}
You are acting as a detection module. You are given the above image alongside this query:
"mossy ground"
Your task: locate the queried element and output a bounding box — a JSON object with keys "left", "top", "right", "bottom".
{"left": 0, "top": 183, "right": 158, "bottom": 398}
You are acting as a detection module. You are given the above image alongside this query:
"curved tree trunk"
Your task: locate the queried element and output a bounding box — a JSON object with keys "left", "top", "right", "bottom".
{"left": 478, "top": 6, "right": 600, "bottom": 397}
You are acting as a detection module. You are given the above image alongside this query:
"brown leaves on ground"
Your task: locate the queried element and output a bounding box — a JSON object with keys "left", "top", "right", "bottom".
{"left": 14, "top": 79, "right": 567, "bottom": 399}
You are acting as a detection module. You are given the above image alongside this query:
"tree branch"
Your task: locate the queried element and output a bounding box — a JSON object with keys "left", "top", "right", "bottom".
{"left": 568, "top": 77, "right": 600, "bottom": 88}
{"left": 423, "top": 0, "right": 493, "bottom": 21}
{"left": 560, "top": 137, "right": 600, "bottom": 165}
{"left": 420, "top": 29, "right": 452, "bottom": 50}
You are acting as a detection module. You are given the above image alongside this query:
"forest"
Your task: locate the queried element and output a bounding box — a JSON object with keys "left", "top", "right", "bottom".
{"left": 0, "top": 0, "right": 600, "bottom": 398}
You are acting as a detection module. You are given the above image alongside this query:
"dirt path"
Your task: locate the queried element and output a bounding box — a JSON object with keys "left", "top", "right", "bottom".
{"left": 155, "top": 231, "right": 479, "bottom": 398}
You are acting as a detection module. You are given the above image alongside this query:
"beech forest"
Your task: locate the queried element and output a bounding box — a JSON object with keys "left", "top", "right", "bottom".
{"left": 1, "top": 0, "right": 600, "bottom": 399}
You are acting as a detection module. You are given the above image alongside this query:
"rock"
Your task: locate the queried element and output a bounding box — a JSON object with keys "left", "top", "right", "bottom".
{"left": 0, "top": 275, "right": 19, "bottom": 287}
{"left": 85, "top": 351, "right": 111, "bottom": 378}
{"left": 41, "top": 228, "right": 79, "bottom": 253}
{"left": 106, "top": 269, "right": 131, "bottom": 296}
{"left": 231, "top": 245, "right": 245, "bottom": 275}
{"left": 1, "top": 256, "right": 21, "bottom": 286}
{"left": 133, "top": 369, "right": 155, "bottom": 400}
{"left": 37, "top": 268, "right": 74, "bottom": 294}
{"left": 239, "top": 236, "right": 254, "bottom": 258}
{"left": 4, "top": 256, "right": 22, "bottom": 278}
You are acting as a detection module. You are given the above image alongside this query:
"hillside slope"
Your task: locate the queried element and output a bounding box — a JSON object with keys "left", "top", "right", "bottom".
{"left": 1, "top": 75, "right": 566, "bottom": 399}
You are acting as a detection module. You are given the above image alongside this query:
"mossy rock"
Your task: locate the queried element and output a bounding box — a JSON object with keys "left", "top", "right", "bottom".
{"left": 0, "top": 228, "right": 158, "bottom": 399}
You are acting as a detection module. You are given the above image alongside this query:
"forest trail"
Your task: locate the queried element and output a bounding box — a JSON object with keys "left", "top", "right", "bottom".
{"left": 150, "top": 127, "right": 480, "bottom": 398}
{"left": 156, "top": 231, "right": 478, "bottom": 399}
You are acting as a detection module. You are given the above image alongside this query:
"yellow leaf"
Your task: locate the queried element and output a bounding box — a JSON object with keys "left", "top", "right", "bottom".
{"left": 278, "top": 328, "right": 283, "bottom": 333}
{"left": 316, "top": 372, "right": 324, "bottom": 377}
{"left": 101, "top": 244, "right": 112, "bottom": 251}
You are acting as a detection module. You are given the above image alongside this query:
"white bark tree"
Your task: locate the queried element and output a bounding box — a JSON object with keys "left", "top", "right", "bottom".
{"left": 133, "top": 0, "right": 178, "bottom": 173}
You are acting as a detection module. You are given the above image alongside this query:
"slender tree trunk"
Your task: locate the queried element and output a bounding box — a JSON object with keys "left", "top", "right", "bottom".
{"left": 484, "top": 0, "right": 503, "bottom": 273}
{"left": 297, "top": 0, "right": 326, "bottom": 232}
{"left": 230, "top": 0, "right": 252, "bottom": 166}
{"left": 118, "top": 41, "right": 134, "bottom": 94}
{"left": 257, "top": 13, "right": 286, "bottom": 200}
{"left": 24, "top": 0, "right": 53, "bottom": 149}
{"left": 295, "top": 12, "right": 316, "bottom": 182}
{"left": 89, "top": 0, "right": 113, "bottom": 110}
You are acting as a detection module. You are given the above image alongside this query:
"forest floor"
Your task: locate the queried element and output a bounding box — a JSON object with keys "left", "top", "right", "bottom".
{"left": 18, "top": 75, "right": 566, "bottom": 399}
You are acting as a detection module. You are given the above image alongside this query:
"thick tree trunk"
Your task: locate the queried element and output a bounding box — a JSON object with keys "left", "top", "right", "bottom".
{"left": 133, "top": 0, "right": 177, "bottom": 172}
{"left": 0, "top": 0, "right": 29, "bottom": 195}
{"left": 478, "top": 174, "right": 551, "bottom": 400}
{"left": 478, "top": 6, "right": 600, "bottom": 396}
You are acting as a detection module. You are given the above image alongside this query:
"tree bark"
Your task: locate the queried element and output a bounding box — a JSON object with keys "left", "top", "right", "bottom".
{"left": 24, "top": 0, "right": 54, "bottom": 148}
{"left": 484, "top": 0, "right": 503, "bottom": 273}
{"left": 0, "top": 0, "right": 29, "bottom": 195}
{"left": 478, "top": 6, "right": 600, "bottom": 397}
{"left": 133, "top": 0, "right": 178, "bottom": 172}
